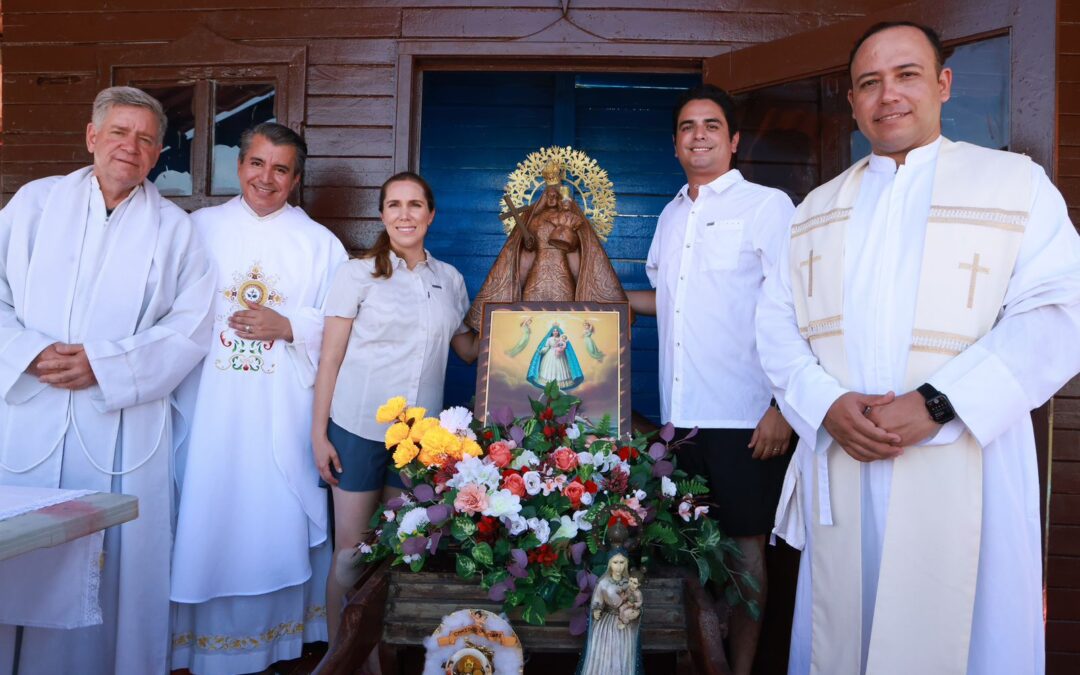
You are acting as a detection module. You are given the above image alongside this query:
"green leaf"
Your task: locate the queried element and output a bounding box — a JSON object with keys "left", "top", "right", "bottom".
{"left": 538, "top": 505, "right": 561, "bottom": 521}
{"left": 549, "top": 395, "right": 573, "bottom": 417}
{"left": 644, "top": 523, "right": 679, "bottom": 546}
{"left": 746, "top": 600, "right": 762, "bottom": 622}
{"left": 520, "top": 594, "right": 549, "bottom": 626}
{"left": 493, "top": 537, "right": 511, "bottom": 559}
{"left": 471, "top": 541, "right": 495, "bottom": 567}
{"left": 676, "top": 479, "right": 711, "bottom": 496}
{"left": 696, "top": 556, "right": 711, "bottom": 586}
{"left": 451, "top": 516, "right": 477, "bottom": 541}
{"left": 456, "top": 554, "right": 477, "bottom": 579}
{"left": 409, "top": 557, "right": 425, "bottom": 572}
{"left": 519, "top": 533, "right": 541, "bottom": 550}
{"left": 529, "top": 397, "right": 546, "bottom": 415}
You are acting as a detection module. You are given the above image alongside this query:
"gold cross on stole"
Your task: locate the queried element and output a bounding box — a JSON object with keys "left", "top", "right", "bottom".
{"left": 958, "top": 252, "right": 989, "bottom": 309}
{"left": 800, "top": 249, "right": 821, "bottom": 297}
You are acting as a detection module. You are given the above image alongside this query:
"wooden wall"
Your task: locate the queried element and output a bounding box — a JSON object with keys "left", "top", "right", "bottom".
{"left": 0, "top": 0, "right": 877, "bottom": 239}
{"left": 1048, "top": 1, "right": 1080, "bottom": 671}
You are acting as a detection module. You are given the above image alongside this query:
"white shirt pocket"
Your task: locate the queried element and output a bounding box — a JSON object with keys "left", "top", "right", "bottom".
{"left": 698, "top": 218, "right": 744, "bottom": 271}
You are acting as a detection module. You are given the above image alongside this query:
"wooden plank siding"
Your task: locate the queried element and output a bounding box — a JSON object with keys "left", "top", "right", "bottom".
{"left": 1049, "top": 2, "right": 1080, "bottom": 670}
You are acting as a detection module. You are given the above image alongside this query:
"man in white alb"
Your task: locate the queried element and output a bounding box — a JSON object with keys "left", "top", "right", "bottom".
{"left": 628, "top": 84, "right": 796, "bottom": 675}
{"left": 170, "top": 122, "right": 347, "bottom": 674}
{"left": 757, "top": 22, "right": 1080, "bottom": 675}
{"left": 0, "top": 87, "right": 214, "bottom": 675}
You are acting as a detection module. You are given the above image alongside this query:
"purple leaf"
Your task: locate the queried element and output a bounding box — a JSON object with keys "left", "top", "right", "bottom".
{"left": 570, "top": 541, "right": 587, "bottom": 565}
{"left": 569, "top": 609, "right": 589, "bottom": 636}
{"left": 399, "top": 472, "right": 413, "bottom": 488}
{"left": 426, "top": 504, "right": 451, "bottom": 526}
{"left": 683, "top": 426, "right": 699, "bottom": 440}
{"left": 488, "top": 580, "right": 510, "bottom": 602}
{"left": 428, "top": 530, "right": 443, "bottom": 553}
{"left": 652, "top": 459, "right": 674, "bottom": 477}
{"left": 510, "top": 425, "right": 525, "bottom": 446}
{"left": 508, "top": 563, "right": 528, "bottom": 578}
{"left": 490, "top": 405, "right": 514, "bottom": 427}
{"left": 511, "top": 548, "right": 528, "bottom": 568}
{"left": 576, "top": 569, "right": 593, "bottom": 591}
{"left": 648, "top": 442, "right": 667, "bottom": 460}
{"left": 413, "top": 484, "right": 435, "bottom": 503}
{"left": 644, "top": 506, "right": 657, "bottom": 524}
{"left": 401, "top": 536, "right": 428, "bottom": 556}
{"left": 659, "top": 422, "right": 675, "bottom": 443}
{"left": 573, "top": 590, "right": 591, "bottom": 607}
{"left": 386, "top": 497, "right": 406, "bottom": 510}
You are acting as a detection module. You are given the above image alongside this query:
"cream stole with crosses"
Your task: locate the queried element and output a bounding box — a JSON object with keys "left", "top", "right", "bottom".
{"left": 789, "top": 139, "right": 1031, "bottom": 675}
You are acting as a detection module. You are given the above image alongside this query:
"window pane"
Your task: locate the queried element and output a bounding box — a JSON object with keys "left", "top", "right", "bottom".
{"left": 851, "top": 35, "right": 1010, "bottom": 158}
{"left": 144, "top": 84, "right": 195, "bottom": 197}
{"left": 212, "top": 83, "right": 276, "bottom": 195}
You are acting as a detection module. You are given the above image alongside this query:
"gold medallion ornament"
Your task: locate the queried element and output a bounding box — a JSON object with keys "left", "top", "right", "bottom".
{"left": 222, "top": 262, "right": 285, "bottom": 309}
{"left": 500, "top": 146, "right": 616, "bottom": 241}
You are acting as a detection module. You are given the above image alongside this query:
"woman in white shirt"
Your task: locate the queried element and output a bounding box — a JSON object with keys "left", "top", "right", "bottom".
{"left": 311, "top": 171, "right": 477, "bottom": 640}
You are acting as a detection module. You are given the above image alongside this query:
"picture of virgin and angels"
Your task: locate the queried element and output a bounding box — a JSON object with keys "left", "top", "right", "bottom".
{"left": 475, "top": 302, "right": 630, "bottom": 436}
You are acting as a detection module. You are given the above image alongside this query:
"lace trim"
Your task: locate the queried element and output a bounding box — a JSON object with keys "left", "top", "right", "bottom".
{"left": 799, "top": 315, "right": 843, "bottom": 341}
{"left": 910, "top": 329, "right": 975, "bottom": 356}
{"left": 791, "top": 208, "right": 852, "bottom": 238}
{"left": 927, "top": 205, "right": 1028, "bottom": 232}
{"left": 172, "top": 604, "right": 327, "bottom": 653}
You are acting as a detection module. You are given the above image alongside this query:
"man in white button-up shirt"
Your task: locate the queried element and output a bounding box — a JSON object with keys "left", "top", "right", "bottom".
{"left": 628, "top": 84, "right": 796, "bottom": 675}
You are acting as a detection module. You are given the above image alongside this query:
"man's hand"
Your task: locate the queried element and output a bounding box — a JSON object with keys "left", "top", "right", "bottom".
{"left": 866, "top": 390, "right": 942, "bottom": 447}
{"left": 25, "top": 343, "right": 63, "bottom": 378}
{"left": 749, "top": 405, "right": 794, "bottom": 460}
{"left": 36, "top": 343, "right": 97, "bottom": 390}
{"left": 229, "top": 303, "right": 293, "bottom": 342}
{"left": 824, "top": 391, "right": 903, "bottom": 462}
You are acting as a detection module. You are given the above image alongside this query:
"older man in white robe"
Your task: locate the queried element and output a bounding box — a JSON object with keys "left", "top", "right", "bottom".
{"left": 170, "top": 122, "right": 347, "bottom": 674}
{"left": 0, "top": 87, "right": 214, "bottom": 674}
{"left": 757, "top": 22, "right": 1080, "bottom": 675}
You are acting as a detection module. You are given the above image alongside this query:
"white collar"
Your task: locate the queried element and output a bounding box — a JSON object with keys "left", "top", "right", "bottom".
{"left": 868, "top": 135, "right": 943, "bottom": 174}
{"left": 678, "top": 168, "right": 744, "bottom": 201}
{"left": 240, "top": 197, "right": 289, "bottom": 221}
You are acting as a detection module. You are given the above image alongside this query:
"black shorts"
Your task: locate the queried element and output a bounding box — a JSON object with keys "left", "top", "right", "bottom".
{"left": 673, "top": 426, "right": 793, "bottom": 537}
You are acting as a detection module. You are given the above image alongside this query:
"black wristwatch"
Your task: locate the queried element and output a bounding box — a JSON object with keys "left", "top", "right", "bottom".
{"left": 916, "top": 383, "right": 956, "bottom": 425}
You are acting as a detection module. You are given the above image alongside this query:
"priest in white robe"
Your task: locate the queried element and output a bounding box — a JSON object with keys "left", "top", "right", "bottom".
{"left": 170, "top": 123, "right": 347, "bottom": 674}
{"left": 756, "top": 22, "right": 1080, "bottom": 675}
{"left": 0, "top": 87, "right": 214, "bottom": 674}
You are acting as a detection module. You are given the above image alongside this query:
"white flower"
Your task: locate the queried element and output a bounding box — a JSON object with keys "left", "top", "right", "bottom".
{"left": 482, "top": 489, "right": 522, "bottom": 519}
{"left": 447, "top": 454, "right": 500, "bottom": 491}
{"left": 576, "top": 451, "right": 594, "bottom": 466}
{"left": 661, "top": 476, "right": 676, "bottom": 498}
{"left": 694, "top": 505, "right": 709, "bottom": 520}
{"left": 384, "top": 510, "right": 396, "bottom": 522}
{"left": 580, "top": 491, "right": 594, "bottom": 507}
{"left": 523, "top": 471, "right": 543, "bottom": 496}
{"left": 527, "top": 517, "right": 551, "bottom": 545}
{"left": 403, "top": 553, "right": 421, "bottom": 564}
{"left": 397, "top": 507, "right": 430, "bottom": 537}
{"left": 358, "top": 542, "right": 373, "bottom": 555}
{"left": 634, "top": 489, "right": 647, "bottom": 502}
{"left": 565, "top": 424, "right": 581, "bottom": 440}
{"left": 503, "top": 513, "right": 529, "bottom": 536}
{"left": 541, "top": 475, "right": 567, "bottom": 496}
{"left": 551, "top": 515, "right": 578, "bottom": 542}
{"left": 439, "top": 406, "right": 474, "bottom": 434}
{"left": 510, "top": 449, "right": 540, "bottom": 470}
{"left": 678, "top": 500, "right": 692, "bottom": 522}
{"left": 572, "top": 509, "right": 593, "bottom": 532}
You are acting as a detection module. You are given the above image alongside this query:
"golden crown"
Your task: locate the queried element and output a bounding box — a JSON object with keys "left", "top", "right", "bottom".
{"left": 541, "top": 161, "right": 565, "bottom": 186}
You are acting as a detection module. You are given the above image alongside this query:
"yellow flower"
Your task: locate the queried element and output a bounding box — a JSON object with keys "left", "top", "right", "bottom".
{"left": 417, "top": 445, "right": 443, "bottom": 467}
{"left": 410, "top": 416, "right": 440, "bottom": 443}
{"left": 392, "top": 438, "right": 420, "bottom": 468}
{"left": 461, "top": 438, "right": 483, "bottom": 458}
{"left": 420, "top": 425, "right": 462, "bottom": 458}
{"left": 384, "top": 422, "right": 411, "bottom": 449}
{"left": 405, "top": 406, "right": 426, "bottom": 422}
{"left": 376, "top": 396, "right": 407, "bottom": 424}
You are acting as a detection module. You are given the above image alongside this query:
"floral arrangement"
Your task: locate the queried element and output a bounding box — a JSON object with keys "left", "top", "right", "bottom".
{"left": 358, "top": 383, "right": 759, "bottom": 631}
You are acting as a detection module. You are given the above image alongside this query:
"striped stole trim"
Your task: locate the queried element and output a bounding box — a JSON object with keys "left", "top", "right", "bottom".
{"left": 799, "top": 314, "right": 843, "bottom": 341}
{"left": 910, "top": 329, "right": 976, "bottom": 356}
{"left": 927, "top": 206, "right": 1028, "bottom": 232}
{"left": 792, "top": 208, "right": 852, "bottom": 238}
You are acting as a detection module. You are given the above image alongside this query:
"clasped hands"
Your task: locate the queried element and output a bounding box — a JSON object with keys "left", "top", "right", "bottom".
{"left": 228, "top": 303, "right": 293, "bottom": 342}
{"left": 26, "top": 343, "right": 97, "bottom": 390}
{"left": 824, "top": 390, "right": 943, "bottom": 463}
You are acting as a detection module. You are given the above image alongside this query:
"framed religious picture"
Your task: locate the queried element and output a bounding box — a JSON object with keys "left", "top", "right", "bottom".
{"left": 475, "top": 301, "right": 631, "bottom": 437}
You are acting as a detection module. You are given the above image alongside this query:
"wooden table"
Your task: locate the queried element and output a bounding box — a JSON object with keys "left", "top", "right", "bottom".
{"left": 0, "top": 490, "right": 138, "bottom": 562}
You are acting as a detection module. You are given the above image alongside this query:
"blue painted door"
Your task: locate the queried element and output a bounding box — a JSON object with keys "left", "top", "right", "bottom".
{"left": 420, "top": 71, "right": 697, "bottom": 423}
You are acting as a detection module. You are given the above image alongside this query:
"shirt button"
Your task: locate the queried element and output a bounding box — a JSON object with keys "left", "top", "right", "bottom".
{"left": 679, "top": 275, "right": 685, "bottom": 281}
{"left": 685, "top": 244, "right": 691, "bottom": 249}
{"left": 676, "top": 342, "right": 681, "bottom": 347}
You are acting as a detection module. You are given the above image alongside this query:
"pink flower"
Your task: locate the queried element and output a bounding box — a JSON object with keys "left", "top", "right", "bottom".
{"left": 454, "top": 483, "right": 489, "bottom": 515}
{"left": 622, "top": 496, "right": 647, "bottom": 520}
{"left": 562, "top": 480, "right": 586, "bottom": 508}
{"left": 552, "top": 447, "right": 579, "bottom": 472}
{"left": 502, "top": 473, "right": 526, "bottom": 497}
{"left": 487, "top": 441, "right": 513, "bottom": 468}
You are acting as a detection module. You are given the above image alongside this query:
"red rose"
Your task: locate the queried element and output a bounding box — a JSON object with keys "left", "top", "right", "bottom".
{"left": 487, "top": 440, "right": 513, "bottom": 468}
{"left": 584, "top": 480, "right": 598, "bottom": 494}
{"left": 528, "top": 544, "right": 558, "bottom": 566}
{"left": 616, "top": 446, "right": 639, "bottom": 461}
{"left": 551, "top": 447, "right": 579, "bottom": 472}
{"left": 562, "top": 480, "right": 586, "bottom": 509}
{"left": 541, "top": 407, "right": 554, "bottom": 420}
{"left": 502, "top": 472, "right": 527, "bottom": 497}
{"left": 483, "top": 429, "right": 495, "bottom": 441}
{"left": 476, "top": 516, "right": 499, "bottom": 543}
{"left": 543, "top": 426, "right": 555, "bottom": 438}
